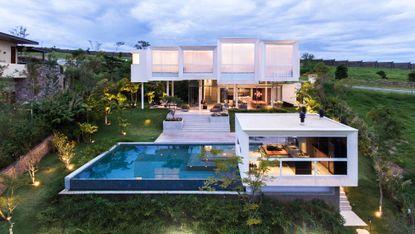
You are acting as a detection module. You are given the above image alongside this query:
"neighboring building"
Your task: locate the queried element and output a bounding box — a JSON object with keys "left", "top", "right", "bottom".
{"left": 131, "top": 38, "right": 300, "bottom": 109}
{"left": 0, "top": 32, "right": 38, "bottom": 78}
{"left": 235, "top": 113, "right": 358, "bottom": 207}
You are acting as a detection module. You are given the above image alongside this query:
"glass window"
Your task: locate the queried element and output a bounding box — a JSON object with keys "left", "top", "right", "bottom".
{"left": 221, "top": 43, "right": 255, "bottom": 73}
{"left": 183, "top": 50, "right": 213, "bottom": 73}
{"left": 152, "top": 50, "right": 179, "bottom": 73}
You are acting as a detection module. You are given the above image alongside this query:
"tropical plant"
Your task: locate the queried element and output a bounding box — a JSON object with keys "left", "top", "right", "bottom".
{"left": 118, "top": 78, "right": 139, "bottom": 107}
{"left": 78, "top": 122, "right": 98, "bottom": 143}
{"left": 51, "top": 133, "right": 76, "bottom": 170}
{"left": 161, "top": 96, "right": 183, "bottom": 120}
{"left": 334, "top": 65, "right": 348, "bottom": 79}
{"left": 117, "top": 117, "right": 130, "bottom": 135}
{"left": 146, "top": 91, "right": 155, "bottom": 105}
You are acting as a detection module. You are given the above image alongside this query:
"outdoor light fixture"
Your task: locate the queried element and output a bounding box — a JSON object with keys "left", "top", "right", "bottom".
{"left": 33, "top": 181, "right": 40, "bottom": 187}
{"left": 204, "top": 145, "right": 212, "bottom": 151}
{"left": 67, "top": 164, "right": 75, "bottom": 171}
{"left": 144, "top": 119, "right": 152, "bottom": 126}
{"left": 299, "top": 112, "right": 305, "bottom": 125}
{"left": 319, "top": 109, "right": 325, "bottom": 118}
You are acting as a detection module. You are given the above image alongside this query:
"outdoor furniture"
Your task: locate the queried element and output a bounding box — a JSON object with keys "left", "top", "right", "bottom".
{"left": 261, "top": 144, "right": 289, "bottom": 158}
{"left": 210, "top": 103, "right": 223, "bottom": 112}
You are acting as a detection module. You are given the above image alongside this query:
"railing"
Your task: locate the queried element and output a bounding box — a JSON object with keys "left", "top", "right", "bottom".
{"left": 263, "top": 65, "right": 293, "bottom": 80}
{"left": 256, "top": 157, "right": 348, "bottom": 177}
{"left": 0, "top": 62, "right": 27, "bottom": 78}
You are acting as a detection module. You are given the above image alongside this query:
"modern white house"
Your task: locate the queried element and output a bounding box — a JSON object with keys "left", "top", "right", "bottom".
{"left": 235, "top": 113, "right": 358, "bottom": 204}
{"left": 131, "top": 38, "right": 300, "bottom": 110}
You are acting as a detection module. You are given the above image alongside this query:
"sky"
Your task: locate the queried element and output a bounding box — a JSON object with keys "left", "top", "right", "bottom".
{"left": 0, "top": 0, "right": 414, "bottom": 62}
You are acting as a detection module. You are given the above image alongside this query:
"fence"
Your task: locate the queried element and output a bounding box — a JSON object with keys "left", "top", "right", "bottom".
{"left": 305, "top": 59, "right": 415, "bottom": 70}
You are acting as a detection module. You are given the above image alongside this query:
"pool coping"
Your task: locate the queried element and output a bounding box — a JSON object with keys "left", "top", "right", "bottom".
{"left": 59, "top": 189, "right": 241, "bottom": 195}
{"left": 64, "top": 142, "right": 237, "bottom": 191}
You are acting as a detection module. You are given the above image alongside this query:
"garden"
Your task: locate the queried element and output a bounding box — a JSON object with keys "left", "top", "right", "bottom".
{"left": 0, "top": 51, "right": 351, "bottom": 234}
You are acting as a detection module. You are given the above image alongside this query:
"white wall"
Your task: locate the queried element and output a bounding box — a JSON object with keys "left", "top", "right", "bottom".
{"left": 282, "top": 83, "right": 300, "bottom": 105}
{"left": 0, "top": 41, "right": 13, "bottom": 63}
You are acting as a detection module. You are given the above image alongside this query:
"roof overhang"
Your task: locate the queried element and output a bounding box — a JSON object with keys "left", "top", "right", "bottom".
{"left": 0, "top": 32, "right": 38, "bottom": 45}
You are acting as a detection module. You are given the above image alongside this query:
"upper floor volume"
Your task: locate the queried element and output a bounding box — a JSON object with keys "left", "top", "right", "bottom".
{"left": 131, "top": 38, "right": 299, "bottom": 84}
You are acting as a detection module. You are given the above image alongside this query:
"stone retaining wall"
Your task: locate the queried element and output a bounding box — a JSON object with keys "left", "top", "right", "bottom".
{"left": 0, "top": 136, "right": 52, "bottom": 193}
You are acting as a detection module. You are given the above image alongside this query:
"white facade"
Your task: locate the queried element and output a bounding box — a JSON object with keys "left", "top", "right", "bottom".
{"left": 235, "top": 113, "right": 358, "bottom": 191}
{"left": 131, "top": 38, "right": 299, "bottom": 84}
{"left": 131, "top": 38, "right": 300, "bottom": 109}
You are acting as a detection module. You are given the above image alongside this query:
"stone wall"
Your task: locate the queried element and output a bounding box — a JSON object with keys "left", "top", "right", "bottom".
{"left": 14, "top": 64, "right": 64, "bottom": 103}
{"left": 0, "top": 136, "right": 52, "bottom": 193}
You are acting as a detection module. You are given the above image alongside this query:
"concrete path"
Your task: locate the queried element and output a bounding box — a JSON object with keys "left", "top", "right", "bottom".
{"left": 352, "top": 85, "right": 415, "bottom": 94}
{"left": 340, "top": 187, "right": 367, "bottom": 227}
{"left": 156, "top": 111, "right": 235, "bottom": 143}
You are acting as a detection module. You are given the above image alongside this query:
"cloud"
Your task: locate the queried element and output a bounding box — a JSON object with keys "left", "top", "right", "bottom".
{"left": 0, "top": 0, "right": 414, "bottom": 62}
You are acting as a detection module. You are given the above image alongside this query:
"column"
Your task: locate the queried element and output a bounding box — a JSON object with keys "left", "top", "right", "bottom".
{"left": 172, "top": 81, "right": 175, "bottom": 96}
{"left": 166, "top": 81, "right": 170, "bottom": 96}
{"left": 234, "top": 84, "right": 238, "bottom": 108}
{"left": 198, "top": 80, "right": 202, "bottom": 111}
{"left": 265, "top": 82, "right": 268, "bottom": 105}
{"left": 217, "top": 86, "right": 221, "bottom": 103}
{"left": 141, "top": 82, "right": 144, "bottom": 110}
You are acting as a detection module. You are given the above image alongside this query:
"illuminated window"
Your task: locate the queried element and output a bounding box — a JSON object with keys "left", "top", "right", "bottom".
{"left": 152, "top": 50, "right": 179, "bottom": 73}
{"left": 265, "top": 45, "right": 293, "bottom": 78}
{"left": 221, "top": 43, "right": 255, "bottom": 73}
{"left": 183, "top": 50, "right": 213, "bottom": 73}
{"left": 132, "top": 53, "right": 140, "bottom": 64}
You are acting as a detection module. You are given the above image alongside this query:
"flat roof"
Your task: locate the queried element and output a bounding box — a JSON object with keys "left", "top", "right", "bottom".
{"left": 235, "top": 113, "right": 357, "bottom": 132}
{"left": 0, "top": 32, "right": 38, "bottom": 45}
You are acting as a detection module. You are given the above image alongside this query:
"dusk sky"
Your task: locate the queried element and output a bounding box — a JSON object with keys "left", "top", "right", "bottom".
{"left": 1, "top": 0, "right": 414, "bottom": 62}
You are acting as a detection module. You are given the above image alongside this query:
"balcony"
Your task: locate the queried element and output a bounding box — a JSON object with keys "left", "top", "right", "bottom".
{"left": 0, "top": 62, "right": 27, "bottom": 78}
{"left": 263, "top": 65, "right": 294, "bottom": 81}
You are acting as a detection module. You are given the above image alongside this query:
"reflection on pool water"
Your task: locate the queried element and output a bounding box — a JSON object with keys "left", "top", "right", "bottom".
{"left": 74, "top": 144, "right": 237, "bottom": 180}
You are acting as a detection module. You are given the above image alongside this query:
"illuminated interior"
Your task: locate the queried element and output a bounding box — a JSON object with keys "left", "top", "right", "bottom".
{"left": 221, "top": 43, "right": 255, "bottom": 73}
{"left": 183, "top": 50, "right": 213, "bottom": 73}
{"left": 152, "top": 50, "right": 179, "bottom": 73}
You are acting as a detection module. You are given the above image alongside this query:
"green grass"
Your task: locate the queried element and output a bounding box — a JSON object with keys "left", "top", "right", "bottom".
{"left": 0, "top": 108, "right": 168, "bottom": 234}
{"left": 342, "top": 89, "right": 415, "bottom": 233}
{"left": 341, "top": 67, "right": 411, "bottom": 81}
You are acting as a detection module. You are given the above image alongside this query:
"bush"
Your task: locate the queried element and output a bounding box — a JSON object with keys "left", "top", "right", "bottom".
{"left": 376, "top": 70, "right": 387, "bottom": 79}
{"left": 334, "top": 65, "right": 348, "bottom": 80}
{"left": 408, "top": 71, "right": 415, "bottom": 82}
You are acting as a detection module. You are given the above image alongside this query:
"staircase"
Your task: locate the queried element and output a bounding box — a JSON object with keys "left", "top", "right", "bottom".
{"left": 340, "top": 187, "right": 352, "bottom": 211}
{"left": 178, "top": 113, "right": 230, "bottom": 132}
{"left": 339, "top": 187, "right": 367, "bottom": 227}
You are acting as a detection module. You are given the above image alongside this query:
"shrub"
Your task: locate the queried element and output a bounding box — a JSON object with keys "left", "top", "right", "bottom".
{"left": 408, "top": 71, "right": 415, "bottom": 82}
{"left": 51, "top": 133, "right": 76, "bottom": 170}
{"left": 334, "top": 65, "right": 348, "bottom": 79}
{"left": 78, "top": 122, "right": 98, "bottom": 143}
{"left": 376, "top": 70, "right": 387, "bottom": 79}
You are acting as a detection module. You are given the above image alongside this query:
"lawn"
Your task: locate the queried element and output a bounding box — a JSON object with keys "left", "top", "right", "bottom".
{"left": 341, "top": 89, "right": 415, "bottom": 233}
{"left": 0, "top": 108, "right": 168, "bottom": 234}
{"left": 0, "top": 107, "right": 349, "bottom": 234}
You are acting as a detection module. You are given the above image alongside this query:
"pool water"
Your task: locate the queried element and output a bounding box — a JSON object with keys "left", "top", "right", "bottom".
{"left": 75, "top": 144, "right": 236, "bottom": 180}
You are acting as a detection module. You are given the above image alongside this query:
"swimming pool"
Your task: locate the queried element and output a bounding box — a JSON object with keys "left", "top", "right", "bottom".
{"left": 65, "top": 143, "right": 242, "bottom": 191}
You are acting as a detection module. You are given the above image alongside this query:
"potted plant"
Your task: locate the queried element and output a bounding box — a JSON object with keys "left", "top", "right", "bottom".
{"left": 181, "top": 104, "right": 190, "bottom": 112}
{"left": 162, "top": 96, "right": 184, "bottom": 130}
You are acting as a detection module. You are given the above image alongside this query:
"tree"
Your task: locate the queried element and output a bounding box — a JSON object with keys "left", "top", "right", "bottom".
{"left": 334, "top": 65, "right": 348, "bottom": 80}
{"left": 118, "top": 117, "right": 130, "bottom": 135}
{"left": 300, "top": 53, "right": 316, "bottom": 74}
{"left": 78, "top": 122, "right": 98, "bottom": 143}
{"left": 134, "top": 41, "right": 151, "bottom": 50}
{"left": 25, "top": 158, "right": 39, "bottom": 186}
{"left": 367, "top": 106, "right": 403, "bottom": 217}
{"left": 376, "top": 70, "right": 387, "bottom": 79}
{"left": 408, "top": 71, "right": 415, "bottom": 82}
{"left": 0, "top": 173, "right": 21, "bottom": 234}
{"left": 114, "top": 41, "right": 125, "bottom": 51}
{"left": 118, "top": 78, "right": 139, "bottom": 107}
{"left": 51, "top": 132, "right": 76, "bottom": 170}
{"left": 9, "top": 26, "right": 29, "bottom": 38}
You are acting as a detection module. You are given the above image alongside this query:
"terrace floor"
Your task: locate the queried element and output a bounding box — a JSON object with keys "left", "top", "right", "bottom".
{"left": 155, "top": 111, "right": 235, "bottom": 143}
